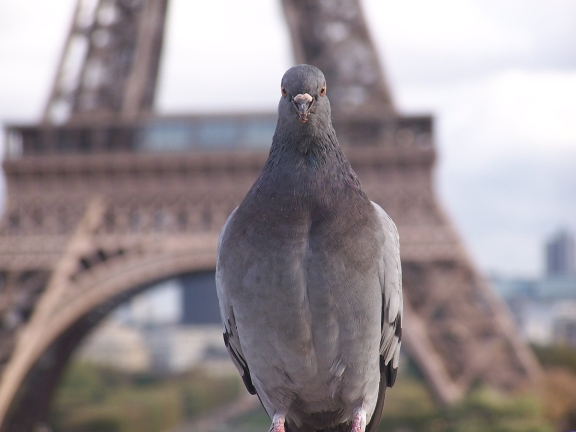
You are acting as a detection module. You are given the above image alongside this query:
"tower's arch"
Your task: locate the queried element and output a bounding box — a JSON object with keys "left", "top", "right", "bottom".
{"left": 1, "top": 234, "right": 219, "bottom": 432}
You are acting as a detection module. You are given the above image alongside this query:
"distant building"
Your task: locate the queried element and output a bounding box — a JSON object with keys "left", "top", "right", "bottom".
{"left": 122, "top": 278, "right": 183, "bottom": 326}
{"left": 76, "top": 273, "right": 230, "bottom": 374}
{"left": 169, "top": 325, "right": 232, "bottom": 374}
{"left": 181, "top": 271, "right": 222, "bottom": 325}
{"left": 142, "top": 325, "right": 173, "bottom": 372}
{"left": 77, "top": 320, "right": 232, "bottom": 374}
{"left": 492, "top": 229, "right": 576, "bottom": 347}
{"left": 76, "top": 319, "right": 150, "bottom": 372}
{"left": 490, "top": 275, "right": 539, "bottom": 299}
{"left": 540, "top": 229, "right": 576, "bottom": 300}
{"left": 538, "top": 276, "right": 576, "bottom": 299}
{"left": 546, "top": 230, "right": 576, "bottom": 278}
{"left": 554, "top": 302, "right": 576, "bottom": 346}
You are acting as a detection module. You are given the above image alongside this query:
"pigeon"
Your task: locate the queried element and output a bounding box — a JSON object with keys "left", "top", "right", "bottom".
{"left": 216, "top": 64, "right": 402, "bottom": 432}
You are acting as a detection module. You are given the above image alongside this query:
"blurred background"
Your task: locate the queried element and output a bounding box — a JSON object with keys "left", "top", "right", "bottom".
{"left": 0, "top": 0, "right": 575, "bottom": 431}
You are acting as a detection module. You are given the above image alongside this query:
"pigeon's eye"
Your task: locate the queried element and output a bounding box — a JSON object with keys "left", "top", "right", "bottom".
{"left": 319, "top": 85, "right": 327, "bottom": 97}
{"left": 281, "top": 87, "right": 288, "bottom": 98}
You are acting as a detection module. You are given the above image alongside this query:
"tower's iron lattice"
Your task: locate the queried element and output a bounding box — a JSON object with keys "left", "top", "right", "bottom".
{"left": 0, "top": 0, "right": 540, "bottom": 430}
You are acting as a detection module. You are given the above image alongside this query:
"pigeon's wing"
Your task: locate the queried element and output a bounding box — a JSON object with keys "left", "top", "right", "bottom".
{"left": 216, "top": 208, "right": 257, "bottom": 395}
{"left": 372, "top": 201, "right": 403, "bottom": 387}
{"left": 367, "top": 202, "right": 403, "bottom": 432}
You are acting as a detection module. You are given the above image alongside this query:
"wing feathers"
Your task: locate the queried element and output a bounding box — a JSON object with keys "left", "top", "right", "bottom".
{"left": 224, "top": 329, "right": 257, "bottom": 394}
{"left": 217, "top": 208, "right": 257, "bottom": 395}
{"left": 387, "top": 290, "right": 400, "bottom": 324}
{"left": 371, "top": 202, "right": 403, "bottom": 389}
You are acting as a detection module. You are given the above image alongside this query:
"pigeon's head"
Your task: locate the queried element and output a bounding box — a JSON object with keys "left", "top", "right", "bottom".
{"left": 279, "top": 64, "right": 330, "bottom": 125}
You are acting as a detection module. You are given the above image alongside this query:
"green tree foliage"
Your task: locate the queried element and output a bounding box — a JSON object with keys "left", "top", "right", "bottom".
{"left": 377, "top": 377, "right": 553, "bottom": 432}
{"left": 53, "top": 352, "right": 576, "bottom": 432}
{"left": 50, "top": 362, "right": 241, "bottom": 432}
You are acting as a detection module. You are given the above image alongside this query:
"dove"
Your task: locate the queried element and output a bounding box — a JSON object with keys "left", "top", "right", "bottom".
{"left": 216, "top": 64, "right": 402, "bottom": 432}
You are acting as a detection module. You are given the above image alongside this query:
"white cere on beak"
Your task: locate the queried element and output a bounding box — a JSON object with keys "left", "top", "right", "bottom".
{"left": 293, "top": 93, "right": 313, "bottom": 103}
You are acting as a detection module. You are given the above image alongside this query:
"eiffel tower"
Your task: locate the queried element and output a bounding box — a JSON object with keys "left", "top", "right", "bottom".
{"left": 0, "top": 0, "right": 541, "bottom": 430}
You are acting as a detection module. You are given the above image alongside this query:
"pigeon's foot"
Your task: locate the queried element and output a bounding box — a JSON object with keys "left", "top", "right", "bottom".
{"left": 271, "top": 413, "right": 286, "bottom": 432}
{"left": 351, "top": 408, "right": 367, "bottom": 432}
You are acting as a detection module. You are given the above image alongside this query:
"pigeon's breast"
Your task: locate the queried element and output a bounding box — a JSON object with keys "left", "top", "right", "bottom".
{"left": 221, "top": 198, "right": 383, "bottom": 420}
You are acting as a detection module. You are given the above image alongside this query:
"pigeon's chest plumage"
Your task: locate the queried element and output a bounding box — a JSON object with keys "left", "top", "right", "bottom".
{"left": 219, "top": 158, "right": 383, "bottom": 422}
{"left": 228, "top": 159, "right": 380, "bottom": 296}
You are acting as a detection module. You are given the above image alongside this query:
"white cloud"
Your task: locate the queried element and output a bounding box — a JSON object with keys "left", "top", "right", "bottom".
{"left": 364, "top": 0, "right": 576, "bottom": 87}
{"left": 443, "top": 150, "right": 576, "bottom": 277}
{"left": 486, "top": 70, "right": 576, "bottom": 149}
{"left": 0, "top": 0, "right": 75, "bottom": 121}
{"left": 395, "top": 69, "right": 576, "bottom": 170}
{"left": 365, "top": 0, "right": 530, "bottom": 57}
{"left": 156, "top": 0, "right": 292, "bottom": 113}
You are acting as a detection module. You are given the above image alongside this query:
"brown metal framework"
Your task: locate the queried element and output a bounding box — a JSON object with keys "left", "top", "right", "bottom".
{"left": 44, "top": 0, "right": 168, "bottom": 123}
{"left": 0, "top": 0, "right": 540, "bottom": 430}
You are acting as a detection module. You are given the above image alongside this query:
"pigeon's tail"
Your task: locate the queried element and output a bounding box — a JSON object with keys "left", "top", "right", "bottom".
{"left": 283, "top": 425, "right": 349, "bottom": 432}
{"left": 279, "top": 373, "right": 389, "bottom": 432}
{"left": 321, "top": 426, "right": 352, "bottom": 432}
{"left": 365, "top": 373, "right": 388, "bottom": 432}
{"left": 320, "top": 426, "right": 349, "bottom": 432}
{"left": 283, "top": 421, "right": 369, "bottom": 432}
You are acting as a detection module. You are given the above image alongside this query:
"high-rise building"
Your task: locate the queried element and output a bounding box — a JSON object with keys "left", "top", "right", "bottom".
{"left": 181, "top": 271, "right": 222, "bottom": 325}
{"left": 546, "top": 230, "right": 576, "bottom": 277}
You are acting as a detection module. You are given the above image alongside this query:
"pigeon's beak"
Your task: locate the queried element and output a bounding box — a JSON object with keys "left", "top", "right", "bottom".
{"left": 292, "top": 93, "right": 315, "bottom": 123}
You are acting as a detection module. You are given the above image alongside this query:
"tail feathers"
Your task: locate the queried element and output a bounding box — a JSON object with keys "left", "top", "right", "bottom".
{"left": 284, "top": 425, "right": 349, "bottom": 432}
{"left": 366, "top": 373, "right": 387, "bottom": 432}
{"left": 282, "top": 375, "right": 388, "bottom": 432}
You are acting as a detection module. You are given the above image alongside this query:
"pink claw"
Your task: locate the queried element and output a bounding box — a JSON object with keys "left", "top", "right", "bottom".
{"left": 272, "top": 414, "right": 286, "bottom": 432}
{"left": 351, "top": 408, "right": 367, "bottom": 432}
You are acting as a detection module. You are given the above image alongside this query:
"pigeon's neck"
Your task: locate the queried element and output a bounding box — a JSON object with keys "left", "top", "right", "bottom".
{"left": 249, "top": 121, "right": 367, "bottom": 213}
{"left": 268, "top": 120, "right": 345, "bottom": 171}
{"left": 236, "top": 120, "right": 372, "bottom": 238}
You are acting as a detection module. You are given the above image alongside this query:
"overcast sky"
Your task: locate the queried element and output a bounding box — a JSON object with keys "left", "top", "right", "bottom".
{"left": 0, "top": 0, "right": 575, "bottom": 277}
